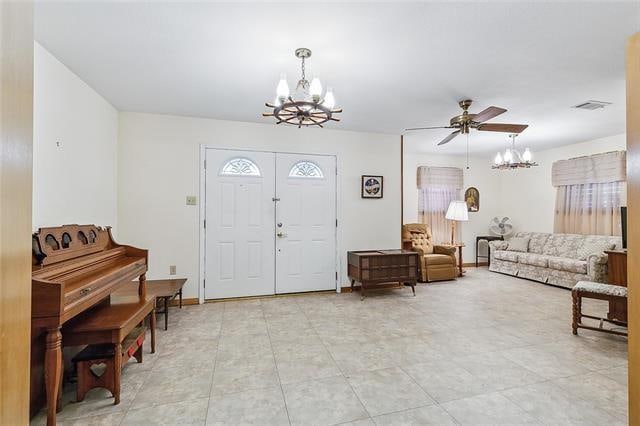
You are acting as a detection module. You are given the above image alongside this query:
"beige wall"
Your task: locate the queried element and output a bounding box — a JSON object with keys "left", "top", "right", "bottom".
{"left": 499, "top": 133, "right": 626, "bottom": 233}
{"left": 117, "top": 112, "right": 401, "bottom": 299}
{"left": 402, "top": 151, "right": 503, "bottom": 263}
{"left": 402, "top": 133, "right": 627, "bottom": 263}
{"left": 0, "top": 1, "right": 33, "bottom": 423}
{"left": 33, "top": 43, "right": 118, "bottom": 230}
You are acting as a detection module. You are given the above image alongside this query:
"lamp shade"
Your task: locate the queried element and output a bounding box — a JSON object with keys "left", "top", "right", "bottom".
{"left": 445, "top": 200, "right": 469, "bottom": 221}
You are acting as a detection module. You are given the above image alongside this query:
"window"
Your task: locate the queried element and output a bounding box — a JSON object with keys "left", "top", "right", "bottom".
{"left": 417, "top": 166, "right": 463, "bottom": 244}
{"left": 288, "top": 161, "right": 324, "bottom": 178}
{"left": 552, "top": 151, "right": 626, "bottom": 236}
{"left": 220, "top": 158, "right": 261, "bottom": 176}
{"left": 554, "top": 181, "right": 625, "bottom": 236}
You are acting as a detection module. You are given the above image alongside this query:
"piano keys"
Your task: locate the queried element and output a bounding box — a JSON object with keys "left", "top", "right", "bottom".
{"left": 30, "top": 224, "right": 148, "bottom": 426}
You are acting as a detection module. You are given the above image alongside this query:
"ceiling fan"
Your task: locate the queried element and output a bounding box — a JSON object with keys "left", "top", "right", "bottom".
{"left": 405, "top": 99, "right": 529, "bottom": 146}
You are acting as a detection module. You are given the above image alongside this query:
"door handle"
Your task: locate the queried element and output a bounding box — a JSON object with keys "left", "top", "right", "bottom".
{"left": 276, "top": 232, "right": 287, "bottom": 238}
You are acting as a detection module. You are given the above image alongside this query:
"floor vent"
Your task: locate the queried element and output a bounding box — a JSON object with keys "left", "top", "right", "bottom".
{"left": 572, "top": 100, "right": 612, "bottom": 110}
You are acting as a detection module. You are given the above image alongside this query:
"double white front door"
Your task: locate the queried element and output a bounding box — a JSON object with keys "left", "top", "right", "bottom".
{"left": 204, "top": 149, "right": 336, "bottom": 299}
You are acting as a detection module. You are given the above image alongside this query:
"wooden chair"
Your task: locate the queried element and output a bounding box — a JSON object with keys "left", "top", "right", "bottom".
{"left": 572, "top": 281, "right": 628, "bottom": 337}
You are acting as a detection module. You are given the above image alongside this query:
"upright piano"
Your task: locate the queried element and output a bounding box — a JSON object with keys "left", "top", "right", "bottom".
{"left": 31, "top": 224, "right": 148, "bottom": 425}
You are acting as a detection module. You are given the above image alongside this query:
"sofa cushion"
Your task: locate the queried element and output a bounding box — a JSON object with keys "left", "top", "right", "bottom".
{"left": 517, "top": 253, "right": 549, "bottom": 268}
{"left": 547, "top": 256, "right": 587, "bottom": 274}
{"left": 494, "top": 250, "right": 519, "bottom": 263}
{"left": 424, "top": 254, "right": 454, "bottom": 266}
{"left": 576, "top": 240, "right": 615, "bottom": 261}
{"left": 514, "top": 232, "right": 550, "bottom": 254}
{"left": 542, "top": 234, "right": 584, "bottom": 258}
{"left": 506, "top": 237, "right": 530, "bottom": 252}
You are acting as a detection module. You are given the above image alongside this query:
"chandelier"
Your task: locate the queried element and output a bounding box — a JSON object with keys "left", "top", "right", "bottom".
{"left": 263, "top": 48, "right": 342, "bottom": 128}
{"left": 492, "top": 134, "right": 538, "bottom": 169}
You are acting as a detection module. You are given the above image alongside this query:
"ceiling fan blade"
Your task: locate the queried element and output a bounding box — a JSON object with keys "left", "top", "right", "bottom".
{"left": 473, "top": 106, "right": 507, "bottom": 123}
{"left": 437, "top": 130, "right": 461, "bottom": 146}
{"left": 404, "top": 126, "right": 454, "bottom": 132}
{"left": 477, "top": 123, "right": 528, "bottom": 133}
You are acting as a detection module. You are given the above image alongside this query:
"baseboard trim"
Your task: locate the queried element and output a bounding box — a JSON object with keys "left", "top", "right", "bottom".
{"left": 462, "top": 262, "right": 488, "bottom": 267}
{"left": 168, "top": 297, "right": 199, "bottom": 307}
{"left": 202, "top": 289, "right": 337, "bottom": 304}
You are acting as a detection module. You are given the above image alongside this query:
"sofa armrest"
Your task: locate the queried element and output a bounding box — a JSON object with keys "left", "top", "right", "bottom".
{"left": 489, "top": 240, "right": 509, "bottom": 250}
{"left": 587, "top": 253, "right": 609, "bottom": 282}
{"left": 433, "top": 245, "right": 456, "bottom": 256}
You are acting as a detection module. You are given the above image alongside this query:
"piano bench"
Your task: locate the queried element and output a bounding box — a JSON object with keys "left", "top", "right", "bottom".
{"left": 72, "top": 326, "right": 146, "bottom": 405}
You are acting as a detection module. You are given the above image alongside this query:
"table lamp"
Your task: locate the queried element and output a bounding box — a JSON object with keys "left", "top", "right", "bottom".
{"left": 445, "top": 200, "right": 469, "bottom": 245}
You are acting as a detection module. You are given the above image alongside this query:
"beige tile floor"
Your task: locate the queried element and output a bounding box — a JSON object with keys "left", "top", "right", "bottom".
{"left": 32, "top": 268, "right": 628, "bottom": 425}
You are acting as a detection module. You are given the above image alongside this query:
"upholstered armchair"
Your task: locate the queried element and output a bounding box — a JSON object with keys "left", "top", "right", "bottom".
{"left": 402, "top": 223, "right": 457, "bottom": 282}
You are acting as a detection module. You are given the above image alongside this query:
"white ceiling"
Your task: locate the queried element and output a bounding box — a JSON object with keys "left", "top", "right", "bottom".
{"left": 35, "top": 1, "right": 639, "bottom": 155}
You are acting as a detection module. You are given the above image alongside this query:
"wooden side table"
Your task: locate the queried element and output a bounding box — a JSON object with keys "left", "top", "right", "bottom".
{"left": 115, "top": 279, "right": 187, "bottom": 330}
{"left": 148, "top": 279, "right": 187, "bottom": 330}
{"left": 605, "top": 250, "right": 627, "bottom": 323}
{"left": 475, "top": 235, "right": 504, "bottom": 267}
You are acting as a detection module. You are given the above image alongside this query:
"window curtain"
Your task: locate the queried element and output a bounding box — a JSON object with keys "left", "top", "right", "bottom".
{"left": 552, "top": 151, "right": 626, "bottom": 236}
{"left": 417, "top": 167, "right": 463, "bottom": 244}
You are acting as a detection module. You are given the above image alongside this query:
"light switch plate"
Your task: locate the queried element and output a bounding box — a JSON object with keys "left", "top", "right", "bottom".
{"left": 186, "top": 196, "right": 197, "bottom": 206}
{"left": 169, "top": 265, "right": 176, "bottom": 275}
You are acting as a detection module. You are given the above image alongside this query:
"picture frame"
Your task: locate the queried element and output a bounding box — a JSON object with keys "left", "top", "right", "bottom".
{"left": 465, "top": 187, "right": 479, "bottom": 212}
{"left": 361, "top": 175, "right": 383, "bottom": 199}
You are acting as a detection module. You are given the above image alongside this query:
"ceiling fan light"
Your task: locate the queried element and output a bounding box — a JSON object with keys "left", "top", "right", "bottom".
{"left": 523, "top": 148, "right": 532, "bottom": 162}
{"left": 276, "top": 73, "right": 290, "bottom": 100}
{"left": 494, "top": 152, "right": 503, "bottom": 165}
{"left": 323, "top": 88, "right": 335, "bottom": 109}
{"left": 310, "top": 77, "right": 322, "bottom": 102}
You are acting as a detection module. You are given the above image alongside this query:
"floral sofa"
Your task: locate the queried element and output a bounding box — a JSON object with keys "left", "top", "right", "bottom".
{"left": 489, "top": 232, "right": 622, "bottom": 289}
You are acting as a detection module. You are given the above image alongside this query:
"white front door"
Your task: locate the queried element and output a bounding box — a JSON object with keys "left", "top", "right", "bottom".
{"left": 205, "top": 150, "right": 275, "bottom": 299}
{"left": 275, "top": 153, "right": 336, "bottom": 294}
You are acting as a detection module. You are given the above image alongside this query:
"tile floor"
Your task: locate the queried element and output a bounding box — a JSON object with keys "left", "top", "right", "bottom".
{"left": 32, "top": 268, "right": 628, "bottom": 425}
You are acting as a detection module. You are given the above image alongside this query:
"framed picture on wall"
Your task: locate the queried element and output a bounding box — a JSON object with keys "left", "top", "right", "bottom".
{"left": 465, "top": 187, "right": 479, "bottom": 212}
{"left": 361, "top": 175, "right": 383, "bottom": 199}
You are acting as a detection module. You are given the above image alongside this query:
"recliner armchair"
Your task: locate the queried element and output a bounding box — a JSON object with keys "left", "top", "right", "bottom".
{"left": 402, "top": 223, "right": 457, "bottom": 282}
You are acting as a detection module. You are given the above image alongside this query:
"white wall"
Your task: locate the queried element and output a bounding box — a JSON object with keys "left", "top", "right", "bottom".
{"left": 33, "top": 43, "right": 118, "bottom": 229}
{"left": 498, "top": 133, "right": 626, "bottom": 233}
{"left": 403, "top": 133, "right": 626, "bottom": 263}
{"left": 403, "top": 152, "right": 503, "bottom": 263}
{"left": 117, "top": 112, "right": 401, "bottom": 299}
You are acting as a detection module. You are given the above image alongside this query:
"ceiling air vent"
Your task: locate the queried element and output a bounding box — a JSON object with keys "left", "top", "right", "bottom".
{"left": 572, "top": 100, "right": 612, "bottom": 110}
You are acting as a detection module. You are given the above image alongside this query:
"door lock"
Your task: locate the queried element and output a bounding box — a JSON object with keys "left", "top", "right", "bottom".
{"left": 277, "top": 222, "right": 283, "bottom": 228}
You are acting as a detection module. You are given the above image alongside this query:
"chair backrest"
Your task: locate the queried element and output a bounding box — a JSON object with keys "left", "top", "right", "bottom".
{"left": 402, "top": 223, "right": 434, "bottom": 254}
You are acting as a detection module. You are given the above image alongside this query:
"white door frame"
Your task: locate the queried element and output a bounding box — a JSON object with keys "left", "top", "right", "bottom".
{"left": 198, "top": 145, "right": 340, "bottom": 304}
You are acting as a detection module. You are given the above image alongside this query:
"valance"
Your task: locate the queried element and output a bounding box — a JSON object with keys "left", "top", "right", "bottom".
{"left": 417, "top": 166, "right": 463, "bottom": 189}
{"left": 552, "top": 151, "right": 626, "bottom": 187}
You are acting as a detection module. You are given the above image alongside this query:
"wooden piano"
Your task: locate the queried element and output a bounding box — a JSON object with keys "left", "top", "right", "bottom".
{"left": 30, "top": 224, "right": 148, "bottom": 426}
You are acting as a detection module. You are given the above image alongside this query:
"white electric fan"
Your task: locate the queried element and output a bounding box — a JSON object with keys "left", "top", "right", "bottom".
{"left": 490, "top": 217, "right": 514, "bottom": 237}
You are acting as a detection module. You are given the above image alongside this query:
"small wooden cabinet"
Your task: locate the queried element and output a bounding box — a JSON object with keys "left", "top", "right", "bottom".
{"left": 347, "top": 250, "right": 418, "bottom": 299}
{"left": 605, "top": 249, "right": 628, "bottom": 323}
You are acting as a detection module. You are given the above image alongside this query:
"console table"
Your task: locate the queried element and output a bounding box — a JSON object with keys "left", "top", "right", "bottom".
{"left": 475, "top": 235, "right": 504, "bottom": 267}
{"left": 605, "top": 249, "right": 627, "bottom": 323}
{"left": 347, "top": 250, "right": 418, "bottom": 300}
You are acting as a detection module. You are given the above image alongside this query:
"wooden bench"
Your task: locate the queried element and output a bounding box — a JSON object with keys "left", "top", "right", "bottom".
{"left": 62, "top": 294, "right": 156, "bottom": 406}
{"left": 572, "top": 280, "right": 628, "bottom": 337}
{"left": 72, "top": 325, "right": 146, "bottom": 403}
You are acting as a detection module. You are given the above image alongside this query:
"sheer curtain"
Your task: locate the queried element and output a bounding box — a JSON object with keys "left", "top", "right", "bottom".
{"left": 417, "top": 167, "right": 463, "bottom": 244}
{"left": 554, "top": 182, "right": 624, "bottom": 235}
{"left": 552, "top": 151, "right": 626, "bottom": 236}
